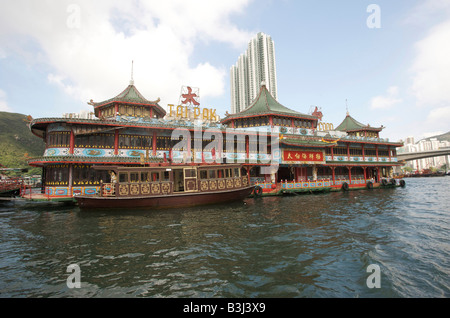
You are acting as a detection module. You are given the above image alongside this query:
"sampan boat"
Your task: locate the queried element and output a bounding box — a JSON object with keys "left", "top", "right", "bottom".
{"left": 75, "top": 163, "right": 254, "bottom": 209}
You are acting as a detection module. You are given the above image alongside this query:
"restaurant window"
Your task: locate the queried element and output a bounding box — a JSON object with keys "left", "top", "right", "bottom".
{"left": 119, "top": 173, "right": 128, "bottom": 183}
{"left": 200, "top": 170, "right": 208, "bottom": 179}
{"left": 47, "top": 131, "right": 70, "bottom": 148}
{"left": 208, "top": 170, "right": 216, "bottom": 179}
{"left": 45, "top": 165, "right": 69, "bottom": 185}
{"left": 141, "top": 172, "right": 149, "bottom": 182}
{"left": 151, "top": 172, "right": 160, "bottom": 182}
{"left": 162, "top": 171, "right": 170, "bottom": 181}
{"left": 185, "top": 169, "right": 196, "bottom": 178}
{"left": 130, "top": 172, "right": 139, "bottom": 183}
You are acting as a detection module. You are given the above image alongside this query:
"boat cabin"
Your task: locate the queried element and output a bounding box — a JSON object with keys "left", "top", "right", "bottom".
{"left": 92, "top": 164, "right": 248, "bottom": 198}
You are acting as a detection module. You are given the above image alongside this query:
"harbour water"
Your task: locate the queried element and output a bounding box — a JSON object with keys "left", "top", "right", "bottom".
{"left": 0, "top": 177, "right": 449, "bottom": 298}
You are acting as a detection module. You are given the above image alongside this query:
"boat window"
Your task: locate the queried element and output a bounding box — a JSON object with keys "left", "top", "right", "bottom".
{"left": 141, "top": 172, "right": 149, "bottom": 182}
{"left": 233, "top": 168, "right": 240, "bottom": 177}
{"left": 209, "top": 170, "right": 216, "bottom": 179}
{"left": 200, "top": 170, "right": 207, "bottom": 179}
{"left": 119, "top": 173, "right": 128, "bottom": 183}
{"left": 225, "top": 169, "right": 231, "bottom": 178}
{"left": 185, "top": 169, "right": 196, "bottom": 178}
{"left": 130, "top": 172, "right": 139, "bottom": 183}
{"left": 217, "top": 169, "right": 224, "bottom": 178}
{"left": 162, "top": 171, "right": 170, "bottom": 181}
{"left": 151, "top": 172, "right": 160, "bottom": 182}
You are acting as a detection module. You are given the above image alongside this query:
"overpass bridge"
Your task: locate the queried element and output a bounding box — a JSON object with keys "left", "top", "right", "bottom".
{"left": 397, "top": 147, "right": 450, "bottom": 161}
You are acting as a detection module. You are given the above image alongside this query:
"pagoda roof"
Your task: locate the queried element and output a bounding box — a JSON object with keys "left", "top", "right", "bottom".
{"left": 221, "top": 84, "right": 317, "bottom": 123}
{"left": 335, "top": 113, "right": 382, "bottom": 132}
{"left": 89, "top": 82, "right": 166, "bottom": 117}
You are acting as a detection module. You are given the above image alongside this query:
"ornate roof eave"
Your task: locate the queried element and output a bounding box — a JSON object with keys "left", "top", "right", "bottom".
{"left": 27, "top": 155, "right": 161, "bottom": 166}
{"left": 221, "top": 84, "right": 317, "bottom": 123}
{"left": 28, "top": 117, "right": 229, "bottom": 134}
{"left": 345, "top": 127, "right": 383, "bottom": 132}
{"left": 280, "top": 139, "right": 334, "bottom": 148}
{"left": 223, "top": 112, "right": 319, "bottom": 122}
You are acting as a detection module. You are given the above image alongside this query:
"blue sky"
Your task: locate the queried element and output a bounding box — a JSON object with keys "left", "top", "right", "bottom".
{"left": 1, "top": 0, "right": 449, "bottom": 143}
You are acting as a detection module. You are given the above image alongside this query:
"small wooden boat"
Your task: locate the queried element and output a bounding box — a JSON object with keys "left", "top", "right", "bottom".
{"left": 0, "top": 177, "right": 23, "bottom": 197}
{"left": 75, "top": 163, "right": 254, "bottom": 209}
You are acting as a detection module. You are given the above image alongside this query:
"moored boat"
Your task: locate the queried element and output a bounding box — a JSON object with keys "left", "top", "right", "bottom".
{"left": 75, "top": 163, "right": 254, "bottom": 209}
{"left": 0, "top": 177, "right": 23, "bottom": 198}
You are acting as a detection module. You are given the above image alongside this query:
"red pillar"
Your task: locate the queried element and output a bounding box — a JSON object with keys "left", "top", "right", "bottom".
{"left": 363, "top": 167, "right": 367, "bottom": 183}
{"left": 347, "top": 143, "right": 350, "bottom": 161}
{"left": 246, "top": 137, "right": 249, "bottom": 159}
{"left": 69, "top": 129, "right": 75, "bottom": 155}
{"left": 114, "top": 129, "right": 119, "bottom": 155}
{"left": 331, "top": 146, "right": 334, "bottom": 161}
{"left": 115, "top": 103, "right": 119, "bottom": 115}
{"left": 331, "top": 167, "right": 335, "bottom": 185}
{"left": 348, "top": 166, "right": 352, "bottom": 182}
{"left": 269, "top": 116, "right": 273, "bottom": 127}
{"left": 376, "top": 145, "right": 379, "bottom": 162}
{"left": 152, "top": 131, "right": 157, "bottom": 156}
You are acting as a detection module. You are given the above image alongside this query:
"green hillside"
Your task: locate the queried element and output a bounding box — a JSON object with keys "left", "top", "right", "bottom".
{"left": 419, "top": 131, "right": 450, "bottom": 144}
{"left": 428, "top": 131, "right": 450, "bottom": 142}
{"left": 0, "top": 111, "right": 45, "bottom": 174}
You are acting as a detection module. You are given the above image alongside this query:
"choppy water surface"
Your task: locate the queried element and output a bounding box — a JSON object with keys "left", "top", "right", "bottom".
{"left": 0, "top": 177, "right": 449, "bottom": 298}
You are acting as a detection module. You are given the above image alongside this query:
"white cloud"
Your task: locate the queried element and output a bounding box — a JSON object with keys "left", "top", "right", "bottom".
{"left": 426, "top": 106, "right": 450, "bottom": 124}
{"left": 404, "top": 0, "right": 450, "bottom": 26}
{"left": 410, "top": 20, "right": 450, "bottom": 107}
{"left": 0, "top": 89, "right": 12, "bottom": 112}
{"left": 370, "top": 86, "right": 403, "bottom": 110}
{"left": 0, "top": 0, "right": 254, "bottom": 113}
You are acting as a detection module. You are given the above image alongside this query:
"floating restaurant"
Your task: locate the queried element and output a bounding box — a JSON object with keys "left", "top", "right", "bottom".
{"left": 25, "top": 78, "right": 405, "bottom": 203}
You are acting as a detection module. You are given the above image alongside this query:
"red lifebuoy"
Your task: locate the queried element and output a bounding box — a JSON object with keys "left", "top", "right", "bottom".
{"left": 254, "top": 186, "right": 263, "bottom": 196}
{"left": 342, "top": 182, "right": 349, "bottom": 191}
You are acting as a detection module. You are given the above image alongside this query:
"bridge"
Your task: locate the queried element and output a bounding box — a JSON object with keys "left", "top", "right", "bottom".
{"left": 397, "top": 147, "right": 450, "bottom": 161}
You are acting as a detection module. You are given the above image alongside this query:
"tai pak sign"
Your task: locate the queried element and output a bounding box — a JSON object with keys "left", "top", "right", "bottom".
{"left": 282, "top": 150, "right": 325, "bottom": 164}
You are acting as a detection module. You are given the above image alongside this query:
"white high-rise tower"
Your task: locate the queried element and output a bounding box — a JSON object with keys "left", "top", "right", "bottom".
{"left": 230, "top": 32, "right": 278, "bottom": 114}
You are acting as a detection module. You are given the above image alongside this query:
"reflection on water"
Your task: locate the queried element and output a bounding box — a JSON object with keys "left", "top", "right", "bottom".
{"left": 0, "top": 177, "right": 449, "bottom": 297}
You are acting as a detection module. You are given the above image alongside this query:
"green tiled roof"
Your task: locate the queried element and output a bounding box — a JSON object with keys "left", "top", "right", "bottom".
{"left": 281, "top": 138, "right": 331, "bottom": 148}
{"left": 90, "top": 83, "right": 166, "bottom": 117}
{"left": 222, "top": 84, "right": 317, "bottom": 122}
{"left": 335, "top": 114, "right": 382, "bottom": 132}
{"left": 91, "top": 84, "right": 159, "bottom": 106}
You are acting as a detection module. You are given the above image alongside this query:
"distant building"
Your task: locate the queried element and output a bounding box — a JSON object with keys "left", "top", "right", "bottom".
{"left": 63, "top": 110, "right": 95, "bottom": 119}
{"left": 230, "top": 32, "right": 278, "bottom": 114}
{"left": 398, "top": 137, "right": 450, "bottom": 171}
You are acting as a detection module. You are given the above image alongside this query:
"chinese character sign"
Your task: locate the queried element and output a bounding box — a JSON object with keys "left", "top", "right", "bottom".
{"left": 283, "top": 150, "right": 324, "bottom": 163}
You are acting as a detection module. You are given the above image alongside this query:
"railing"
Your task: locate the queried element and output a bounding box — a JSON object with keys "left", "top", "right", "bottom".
{"left": 255, "top": 178, "right": 369, "bottom": 191}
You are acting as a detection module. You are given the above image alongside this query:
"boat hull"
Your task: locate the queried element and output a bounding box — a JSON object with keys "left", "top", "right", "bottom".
{"left": 76, "top": 186, "right": 254, "bottom": 210}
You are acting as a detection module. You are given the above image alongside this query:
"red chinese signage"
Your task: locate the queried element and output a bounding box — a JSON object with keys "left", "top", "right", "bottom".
{"left": 283, "top": 150, "right": 324, "bottom": 162}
